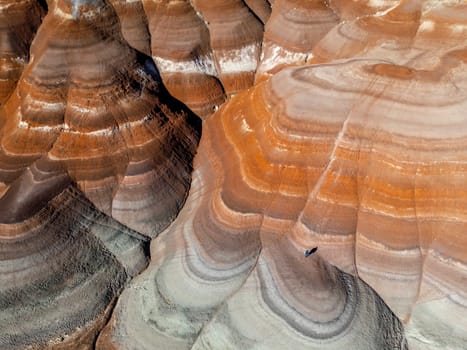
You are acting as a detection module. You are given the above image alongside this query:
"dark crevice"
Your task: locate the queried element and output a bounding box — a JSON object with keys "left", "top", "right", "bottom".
{"left": 37, "top": 0, "right": 48, "bottom": 12}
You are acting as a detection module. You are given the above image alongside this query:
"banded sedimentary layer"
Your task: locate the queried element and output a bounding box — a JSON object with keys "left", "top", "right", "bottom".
{"left": 0, "top": 0, "right": 201, "bottom": 236}
{"left": 97, "top": 0, "right": 268, "bottom": 117}
{"left": 142, "top": 0, "right": 266, "bottom": 116}
{"left": 98, "top": 46, "right": 467, "bottom": 350}
{"left": 0, "top": 0, "right": 45, "bottom": 106}
{"left": 256, "top": 0, "right": 410, "bottom": 81}
{"left": 256, "top": 0, "right": 339, "bottom": 81}
{"left": 310, "top": 0, "right": 424, "bottom": 64}
{"left": 1, "top": 1, "right": 200, "bottom": 346}
{"left": 0, "top": 181, "right": 149, "bottom": 349}
{"left": 1, "top": 1, "right": 467, "bottom": 349}
{"left": 142, "top": 0, "right": 226, "bottom": 118}
{"left": 108, "top": 0, "right": 151, "bottom": 55}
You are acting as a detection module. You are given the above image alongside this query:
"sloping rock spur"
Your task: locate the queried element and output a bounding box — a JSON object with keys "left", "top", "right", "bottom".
{"left": 258, "top": 0, "right": 467, "bottom": 82}
{"left": 191, "top": 233, "right": 407, "bottom": 350}
{"left": 0, "top": 167, "right": 150, "bottom": 349}
{"left": 0, "top": 0, "right": 45, "bottom": 106}
{"left": 410, "top": 1, "right": 467, "bottom": 69}
{"left": 256, "top": 0, "right": 339, "bottom": 81}
{"left": 98, "top": 57, "right": 467, "bottom": 349}
{"left": 189, "top": 0, "right": 264, "bottom": 96}
{"left": 142, "top": 0, "right": 226, "bottom": 118}
{"left": 0, "top": 1, "right": 201, "bottom": 347}
{"left": 0, "top": 0, "right": 201, "bottom": 237}
{"left": 108, "top": 0, "right": 151, "bottom": 56}
{"left": 288, "top": 54, "right": 467, "bottom": 350}
{"left": 256, "top": 0, "right": 406, "bottom": 82}
{"left": 96, "top": 140, "right": 265, "bottom": 349}
{"left": 310, "top": 0, "right": 424, "bottom": 64}
{"left": 310, "top": 0, "right": 467, "bottom": 70}
{"left": 57, "top": 0, "right": 269, "bottom": 118}
{"left": 142, "top": 0, "right": 265, "bottom": 117}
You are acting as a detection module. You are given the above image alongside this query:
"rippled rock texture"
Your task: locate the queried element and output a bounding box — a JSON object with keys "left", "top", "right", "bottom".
{"left": 2, "top": 0, "right": 467, "bottom": 349}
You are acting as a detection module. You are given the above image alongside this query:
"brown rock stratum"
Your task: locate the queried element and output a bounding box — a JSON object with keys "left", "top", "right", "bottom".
{"left": 0, "top": 0, "right": 45, "bottom": 106}
{"left": 1, "top": 0, "right": 466, "bottom": 349}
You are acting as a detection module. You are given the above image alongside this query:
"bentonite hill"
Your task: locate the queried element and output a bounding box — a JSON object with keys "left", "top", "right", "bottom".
{"left": 0, "top": 0, "right": 466, "bottom": 349}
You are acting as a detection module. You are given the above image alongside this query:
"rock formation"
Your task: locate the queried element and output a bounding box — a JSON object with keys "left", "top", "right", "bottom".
{"left": 98, "top": 43, "right": 467, "bottom": 349}
{"left": 256, "top": 0, "right": 339, "bottom": 81}
{"left": 1, "top": 1, "right": 200, "bottom": 347}
{"left": 108, "top": 0, "right": 151, "bottom": 55}
{"left": 310, "top": 0, "right": 424, "bottom": 64}
{"left": 0, "top": 0, "right": 45, "bottom": 106}
{"left": 1, "top": 0, "right": 467, "bottom": 349}
{"left": 0, "top": 182, "right": 149, "bottom": 349}
{"left": 142, "top": 0, "right": 226, "bottom": 118}
{"left": 0, "top": 0, "right": 201, "bottom": 236}
{"left": 143, "top": 0, "right": 265, "bottom": 117}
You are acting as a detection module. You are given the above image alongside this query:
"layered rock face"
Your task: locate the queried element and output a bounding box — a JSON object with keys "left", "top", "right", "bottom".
{"left": 1, "top": 0, "right": 467, "bottom": 350}
{"left": 0, "top": 0, "right": 45, "bottom": 106}
{"left": 99, "top": 51, "right": 467, "bottom": 350}
{"left": 256, "top": 0, "right": 339, "bottom": 80}
{"left": 143, "top": 0, "right": 266, "bottom": 117}
{"left": 1, "top": 0, "right": 200, "bottom": 348}
{"left": 0, "top": 183, "right": 150, "bottom": 349}
{"left": 0, "top": 0, "right": 201, "bottom": 236}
